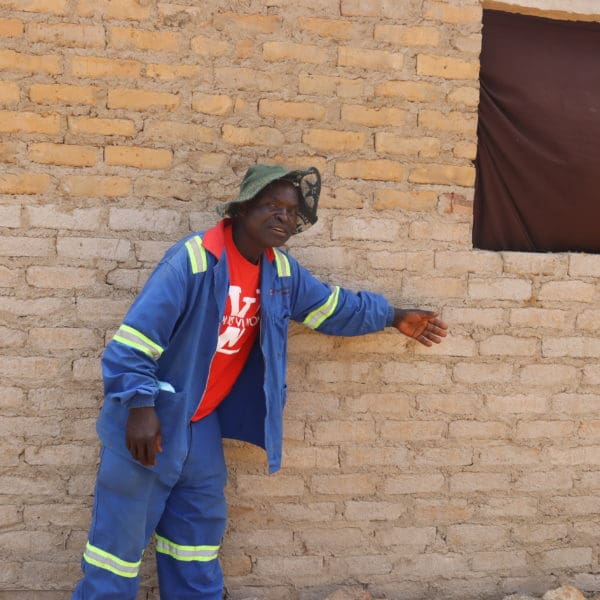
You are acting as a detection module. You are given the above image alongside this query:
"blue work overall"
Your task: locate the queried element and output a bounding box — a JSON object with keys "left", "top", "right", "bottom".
{"left": 72, "top": 411, "right": 227, "bottom": 600}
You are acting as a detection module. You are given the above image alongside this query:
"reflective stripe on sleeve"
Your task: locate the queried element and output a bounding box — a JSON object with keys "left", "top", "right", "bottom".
{"left": 113, "top": 324, "right": 163, "bottom": 360}
{"left": 302, "top": 286, "right": 340, "bottom": 330}
{"left": 83, "top": 542, "right": 141, "bottom": 578}
{"left": 273, "top": 248, "right": 291, "bottom": 278}
{"left": 155, "top": 534, "right": 220, "bottom": 563}
{"left": 185, "top": 235, "right": 208, "bottom": 274}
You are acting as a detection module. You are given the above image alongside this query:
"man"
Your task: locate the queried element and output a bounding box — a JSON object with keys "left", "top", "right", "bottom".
{"left": 72, "top": 165, "right": 448, "bottom": 599}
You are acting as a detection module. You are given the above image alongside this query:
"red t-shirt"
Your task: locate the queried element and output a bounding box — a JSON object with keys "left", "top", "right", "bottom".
{"left": 191, "top": 225, "right": 261, "bottom": 421}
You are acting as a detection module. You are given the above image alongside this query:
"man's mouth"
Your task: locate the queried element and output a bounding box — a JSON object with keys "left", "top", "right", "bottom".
{"left": 270, "top": 225, "right": 290, "bottom": 236}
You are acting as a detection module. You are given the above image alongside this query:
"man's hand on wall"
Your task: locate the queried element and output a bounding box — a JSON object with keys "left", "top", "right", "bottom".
{"left": 392, "top": 308, "right": 448, "bottom": 346}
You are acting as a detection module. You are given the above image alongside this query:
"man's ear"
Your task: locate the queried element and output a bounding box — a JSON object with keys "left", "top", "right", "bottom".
{"left": 235, "top": 202, "right": 248, "bottom": 218}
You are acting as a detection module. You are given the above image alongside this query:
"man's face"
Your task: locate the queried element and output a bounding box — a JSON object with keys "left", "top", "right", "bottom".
{"left": 237, "top": 181, "right": 300, "bottom": 249}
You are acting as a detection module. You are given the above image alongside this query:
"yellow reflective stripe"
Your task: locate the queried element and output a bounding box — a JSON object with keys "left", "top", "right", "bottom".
{"left": 83, "top": 542, "right": 141, "bottom": 578}
{"left": 303, "top": 286, "right": 340, "bottom": 330}
{"left": 155, "top": 534, "right": 219, "bottom": 563}
{"left": 273, "top": 248, "right": 291, "bottom": 278}
{"left": 113, "top": 324, "right": 163, "bottom": 360}
{"left": 185, "top": 235, "right": 208, "bottom": 274}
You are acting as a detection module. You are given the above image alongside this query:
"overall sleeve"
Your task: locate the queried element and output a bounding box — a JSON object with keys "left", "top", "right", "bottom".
{"left": 101, "top": 251, "right": 189, "bottom": 409}
{"left": 289, "top": 258, "right": 395, "bottom": 336}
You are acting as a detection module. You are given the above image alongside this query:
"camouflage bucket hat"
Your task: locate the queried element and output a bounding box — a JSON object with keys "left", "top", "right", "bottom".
{"left": 217, "top": 164, "right": 321, "bottom": 234}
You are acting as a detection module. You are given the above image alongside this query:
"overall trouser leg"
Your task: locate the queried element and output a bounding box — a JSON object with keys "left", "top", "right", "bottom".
{"left": 155, "top": 411, "right": 228, "bottom": 600}
{"left": 72, "top": 447, "right": 172, "bottom": 600}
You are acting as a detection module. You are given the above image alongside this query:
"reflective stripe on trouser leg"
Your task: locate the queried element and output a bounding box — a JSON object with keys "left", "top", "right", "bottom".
{"left": 156, "top": 411, "right": 227, "bottom": 600}
{"left": 72, "top": 447, "right": 173, "bottom": 600}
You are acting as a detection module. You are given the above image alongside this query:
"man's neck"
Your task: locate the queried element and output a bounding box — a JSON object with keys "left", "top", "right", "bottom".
{"left": 231, "top": 221, "right": 261, "bottom": 264}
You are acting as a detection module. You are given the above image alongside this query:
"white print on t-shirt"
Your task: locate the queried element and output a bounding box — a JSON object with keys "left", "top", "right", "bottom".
{"left": 216, "top": 285, "right": 260, "bottom": 355}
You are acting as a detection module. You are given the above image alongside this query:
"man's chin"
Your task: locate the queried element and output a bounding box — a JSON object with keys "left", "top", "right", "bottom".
{"left": 270, "top": 238, "right": 290, "bottom": 248}
{"left": 267, "top": 229, "right": 292, "bottom": 246}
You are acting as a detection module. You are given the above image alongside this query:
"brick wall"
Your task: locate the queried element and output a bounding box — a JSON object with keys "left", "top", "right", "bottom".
{"left": 1, "top": 1, "right": 599, "bottom": 599}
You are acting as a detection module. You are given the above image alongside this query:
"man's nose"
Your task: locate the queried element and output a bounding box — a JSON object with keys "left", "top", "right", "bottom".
{"left": 274, "top": 206, "right": 295, "bottom": 221}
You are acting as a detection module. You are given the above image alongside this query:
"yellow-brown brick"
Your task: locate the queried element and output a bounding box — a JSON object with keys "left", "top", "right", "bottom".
{"left": 454, "top": 141, "right": 477, "bottom": 159}
{"left": 298, "top": 17, "right": 354, "bottom": 39}
{"left": 336, "top": 159, "right": 404, "bottom": 182}
{"left": 376, "top": 80, "right": 442, "bottom": 102}
{"left": 0, "top": 110, "right": 61, "bottom": 134}
{"left": 186, "top": 153, "right": 228, "bottom": 174}
{"left": 417, "top": 54, "right": 479, "bottom": 80}
{"left": 409, "top": 164, "right": 475, "bottom": 187}
{"left": 424, "top": 1, "right": 482, "bottom": 24}
{"left": 0, "top": 173, "right": 51, "bottom": 194}
{"left": 69, "top": 56, "right": 142, "bottom": 79}
{"left": 263, "top": 41, "right": 328, "bottom": 64}
{"left": 29, "top": 143, "right": 98, "bottom": 167}
{"left": 338, "top": 47, "right": 403, "bottom": 71}
{"left": 235, "top": 39, "right": 256, "bottom": 60}
{"left": 344, "top": 0, "right": 417, "bottom": 18}
{"left": 105, "top": 146, "right": 172, "bottom": 169}
{"left": 447, "top": 86, "right": 480, "bottom": 107}
{"left": 76, "top": 0, "right": 150, "bottom": 20}
{"left": 68, "top": 116, "right": 136, "bottom": 137}
{"left": 191, "top": 35, "right": 229, "bottom": 57}
{"left": 145, "top": 64, "right": 205, "bottom": 80}
{"left": 1, "top": 0, "right": 67, "bottom": 14}
{"left": 303, "top": 129, "right": 366, "bottom": 152}
{"left": 215, "top": 67, "right": 279, "bottom": 92}
{"left": 341, "top": 104, "right": 405, "bottom": 127}
{"left": 259, "top": 99, "right": 326, "bottom": 121}
{"left": 26, "top": 22, "right": 105, "bottom": 47}
{"left": 374, "top": 24, "right": 440, "bottom": 46}
{"left": 107, "top": 89, "right": 179, "bottom": 112}
{"left": 30, "top": 83, "right": 101, "bottom": 106}
{"left": 376, "top": 133, "right": 440, "bottom": 158}
{"left": 222, "top": 124, "right": 284, "bottom": 147}
{"left": 192, "top": 94, "right": 234, "bottom": 116}
{"left": 144, "top": 121, "right": 214, "bottom": 144}
{"left": 0, "top": 18, "right": 23, "bottom": 37}
{"left": 0, "top": 141, "right": 18, "bottom": 163}
{"left": 419, "top": 109, "right": 477, "bottom": 134}
{"left": 63, "top": 175, "right": 131, "bottom": 197}
{"left": 374, "top": 189, "right": 438, "bottom": 211}
{"left": 134, "top": 176, "right": 196, "bottom": 199}
{"left": 110, "top": 27, "right": 180, "bottom": 52}
{"left": 0, "top": 82, "right": 19, "bottom": 105}
{"left": 299, "top": 74, "right": 365, "bottom": 98}
{"left": 213, "top": 13, "right": 280, "bottom": 34}
{"left": 0, "top": 49, "right": 61, "bottom": 74}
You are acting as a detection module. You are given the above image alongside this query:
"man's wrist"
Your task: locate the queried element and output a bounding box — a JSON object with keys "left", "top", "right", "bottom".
{"left": 386, "top": 305, "right": 396, "bottom": 327}
{"left": 391, "top": 307, "right": 407, "bottom": 328}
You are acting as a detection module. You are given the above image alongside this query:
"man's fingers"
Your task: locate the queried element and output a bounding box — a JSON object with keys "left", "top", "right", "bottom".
{"left": 429, "top": 324, "right": 447, "bottom": 336}
{"left": 127, "top": 439, "right": 158, "bottom": 466}
{"left": 418, "top": 333, "right": 433, "bottom": 347}
{"left": 430, "top": 318, "right": 448, "bottom": 330}
{"left": 419, "top": 328, "right": 445, "bottom": 345}
{"left": 145, "top": 442, "right": 157, "bottom": 466}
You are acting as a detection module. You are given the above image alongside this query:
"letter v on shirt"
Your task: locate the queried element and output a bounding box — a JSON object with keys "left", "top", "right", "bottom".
{"left": 191, "top": 224, "right": 261, "bottom": 421}
{"left": 217, "top": 285, "right": 259, "bottom": 354}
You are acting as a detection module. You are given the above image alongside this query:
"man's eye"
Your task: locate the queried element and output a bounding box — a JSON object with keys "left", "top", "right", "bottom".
{"left": 264, "top": 202, "right": 297, "bottom": 217}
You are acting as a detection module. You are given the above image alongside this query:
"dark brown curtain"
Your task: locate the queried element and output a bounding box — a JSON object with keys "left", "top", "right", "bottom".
{"left": 473, "top": 10, "right": 600, "bottom": 253}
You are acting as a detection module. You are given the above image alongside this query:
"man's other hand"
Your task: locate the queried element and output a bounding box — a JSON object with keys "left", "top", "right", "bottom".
{"left": 126, "top": 406, "right": 163, "bottom": 466}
